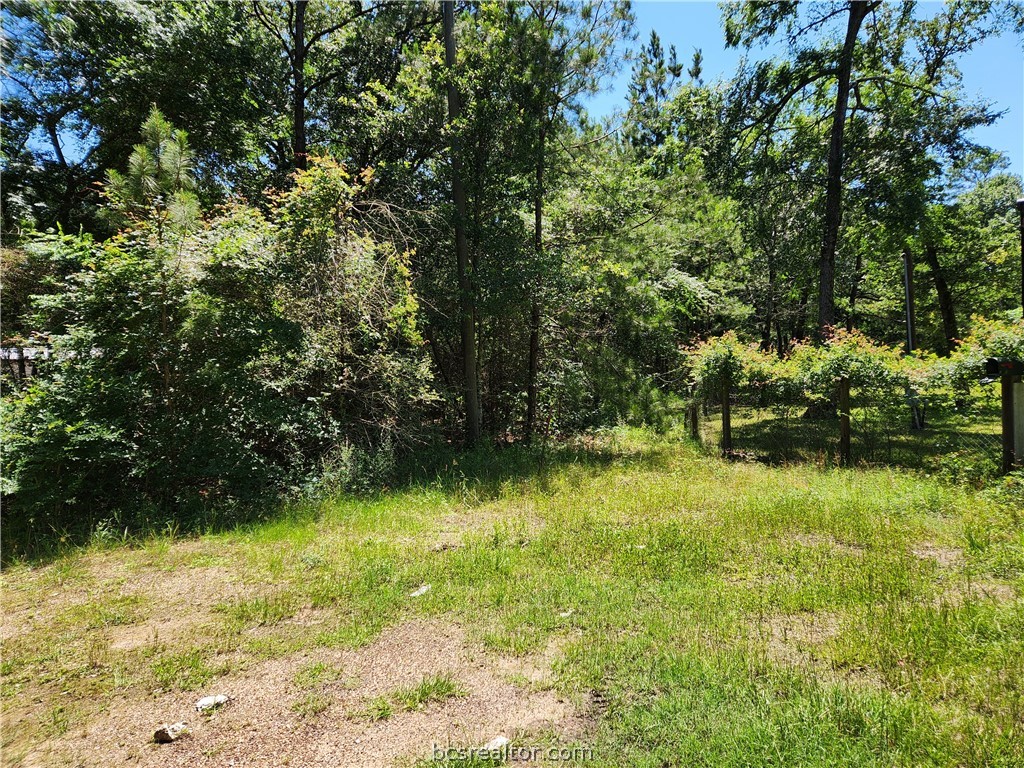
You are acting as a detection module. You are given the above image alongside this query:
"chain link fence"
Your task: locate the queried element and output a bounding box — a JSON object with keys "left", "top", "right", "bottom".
{"left": 693, "top": 383, "right": 1003, "bottom": 479}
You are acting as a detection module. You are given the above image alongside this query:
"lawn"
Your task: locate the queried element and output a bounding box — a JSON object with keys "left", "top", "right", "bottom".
{"left": 2, "top": 429, "right": 1022, "bottom": 767}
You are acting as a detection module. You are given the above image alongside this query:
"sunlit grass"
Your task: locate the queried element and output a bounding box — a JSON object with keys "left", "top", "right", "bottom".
{"left": 2, "top": 429, "right": 1021, "bottom": 766}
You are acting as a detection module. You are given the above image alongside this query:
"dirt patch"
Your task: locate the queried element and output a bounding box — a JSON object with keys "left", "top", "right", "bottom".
{"left": 108, "top": 615, "right": 203, "bottom": 652}
{"left": 937, "top": 578, "right": 1017, "bottom": 607}
{"left": 911, "top": 543, "right": 963, "bottom": 570}
{"left": 789, "top": 533, "right": 865, "bottom": 556}
{"left": 759, "top": 611, "right": 842, "bottom": 668}
{"left": 34, "top": 620, "right": 586, "bottom": 768}
{"left": 756, "top": 612, "right": 885, "bottom": 688}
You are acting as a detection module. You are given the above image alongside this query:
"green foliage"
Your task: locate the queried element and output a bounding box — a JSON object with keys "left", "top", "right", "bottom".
{"left": 391, "top": 672, "right": 466, "bottom": 711}
{"left": 1, "top": 120, "right": 434, "bottom": 555}
{"left": 275, "top": 157, "right": 437, "bottom": 453}
{"left": 682, "top": 326, "right": 1013, "bottom": 408}
{"left": 103, "top": 106, "right": 200, "bottom": 234}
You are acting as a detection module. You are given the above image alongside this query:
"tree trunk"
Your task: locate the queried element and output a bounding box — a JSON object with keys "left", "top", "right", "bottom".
{"left": 922, "top": 243, "right": 958, "bottom": 354}
{"left": 761, "top": 256, "right": 776, "bottom": 352}
{"left": 817, "top": 0, "right": 871, "bottom": 336}
{"left": 846, "top": 247, "right": 862, "bottom": 331}
{"left": 442, "top": 0, "right": 481, "bottom": 445}
{"left": 902, "top": 248, "right": 917, "bottom": 354}
{"left": 293, "top": 0, "right": 308, "bottom": 170}
{"left": 793, "top": 281, "right": 811, "bottom": 341}
{"left": 525, "top": 124, "right": 545, "bottom": 443}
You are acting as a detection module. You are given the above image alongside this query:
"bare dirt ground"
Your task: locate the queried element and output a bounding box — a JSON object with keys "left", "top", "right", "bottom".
{"left": 21, "top": 620, "right": 588, "bottom": 767}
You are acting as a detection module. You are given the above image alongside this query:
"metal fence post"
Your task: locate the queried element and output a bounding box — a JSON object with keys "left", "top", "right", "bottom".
{"left": 1015, "top": 377, "right": 1024, "bottom": 465}
{"left": 1002, "top": 374, "right": 1015, "bottom": 474}
{"left": 839, "top": 376, "right": 851, "bottom": 467}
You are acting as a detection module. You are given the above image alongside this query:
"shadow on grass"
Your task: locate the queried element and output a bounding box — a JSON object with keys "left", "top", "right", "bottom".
{"left": 391, "top": 431, "right": 679, "bottom": 501}
{"left": 715, "top": 405, "right": 1001, "bottom": 478}
{"left": 1, "top": 431, "right": 680, "bottom": 568}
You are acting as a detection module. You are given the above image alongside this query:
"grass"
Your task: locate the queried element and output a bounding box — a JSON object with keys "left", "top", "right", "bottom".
{"left": 703, "top": 393, "right": 1003, "bottom": 479}
{"left": 291, "top": 691, "right": 331, "bottom": 718}
{"left": 292, "top": 660, "right": 344, "bottom": 689}
{"left": 391, "top": 673, "right": 466, "bottom": 711}
{"left": 2, "top": 428, "right": 1023, "bottom": 766}
{"left": 361, "top": 696, "right": 394, "bottom": 722}
{"left": 151, "top": 649, "right": 216, "bottom": 692}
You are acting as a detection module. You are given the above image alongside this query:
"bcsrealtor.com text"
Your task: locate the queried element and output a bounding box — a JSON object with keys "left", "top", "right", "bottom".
{"left": 432, "top": 743, "right": 595, "bottom": 762}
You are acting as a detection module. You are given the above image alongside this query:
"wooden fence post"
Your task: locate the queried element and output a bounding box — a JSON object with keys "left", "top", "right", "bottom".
{"left": 689, "top": 400, "right": 700, "bottom": 443}
{"left": 838, "top": 376, "right": 851, "bottom": 467}
{"left": 721, "top": 375, "right": 732, "bottom": 452}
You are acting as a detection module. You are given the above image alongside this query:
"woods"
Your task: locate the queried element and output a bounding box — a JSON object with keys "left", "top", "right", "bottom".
{"left": 3, "top": 0, "right": 1023, "bottom": 552}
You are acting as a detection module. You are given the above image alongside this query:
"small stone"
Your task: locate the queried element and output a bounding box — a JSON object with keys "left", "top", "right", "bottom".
{"left": 559, "top": 609, "right": 574, "bottom": 618}
{"left": 154, "top": 722, "right": 188, "bottom": 743}
{"left": 409, "top": 584, "right": 431, "bottom": 597}
{"left": 482, "top": 735, "right": 510, "bottom": 752}
{"left": 195, "top": 694, "right": 232, "bottom": 712}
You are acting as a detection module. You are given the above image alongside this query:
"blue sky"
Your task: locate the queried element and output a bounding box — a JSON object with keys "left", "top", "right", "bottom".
{"left": 586, "top": 1, "right": 1024, "bottom": 177}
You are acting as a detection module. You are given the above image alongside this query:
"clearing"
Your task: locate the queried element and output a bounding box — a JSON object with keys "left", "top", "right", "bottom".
{"left": 2, "top": 431, "right": 1022, "bottom": 767}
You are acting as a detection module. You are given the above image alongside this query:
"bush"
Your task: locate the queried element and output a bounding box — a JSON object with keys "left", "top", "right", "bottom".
{"left": 1, "top": 116, "right": 434, "bottom": 554}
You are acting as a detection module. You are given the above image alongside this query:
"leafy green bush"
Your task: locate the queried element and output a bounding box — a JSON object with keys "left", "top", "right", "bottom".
{"left": 1, "top": 116, "right": 434, "bottom": 554}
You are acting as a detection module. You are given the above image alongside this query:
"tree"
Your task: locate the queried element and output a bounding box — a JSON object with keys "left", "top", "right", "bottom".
{"left": 723, "top": 0, "right": 1010, "bottom": 337}
{"left": 250, "top": 0, "right": 382, "bottom": 172}
{"left": 2, "top": 0, "right": 280, "bottom": 234}
{"left": 442, "top": 0, "right": 480, "bottom": 445}
{"left": 521, "top": 0, "right": 633, "bottom": 440}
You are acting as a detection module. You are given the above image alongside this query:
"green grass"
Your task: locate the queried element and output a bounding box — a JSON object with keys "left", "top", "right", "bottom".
{"left": 2, "top": 429, "right": 1022, "bottom": 766}
{"left": 361, "top": 696, "right": 394, "bottom": 721}
{"left": 291, "top": 691, "right": 331, "bottom": 718}
{"left": 293, "top": 660, "right": 344, "bottom": 689}
{"left": 392, "top": 673, "right": 466, "bottom": 711}
{"left": 705, "top": 395, "right": 1003, "bottom": 479}
{"left": 214, "top": 592, "right": 297, "bottom": 628}
{"left": 151, "top": 649, "right": 216, "bottom": 691}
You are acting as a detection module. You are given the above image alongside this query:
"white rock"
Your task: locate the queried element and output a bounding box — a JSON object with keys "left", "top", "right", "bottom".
{"left": 154, "top": 722, "right": 189, "bottom": 743}
{"left": 409, "top": 584, "right": 431, "bottom": 597}
{"left": 559, "top": 609, "right": 574, "bottom": 618}
{"left": 195, "top": 694, "right": 231, "bottom": 712}
{"left": 481, "top": 735, "right": 510, "bottom": 752}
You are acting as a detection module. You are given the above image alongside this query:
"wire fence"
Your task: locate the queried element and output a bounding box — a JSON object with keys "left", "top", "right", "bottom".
{"left": 693, "top": 384, "right": 1003, "bottom": 479}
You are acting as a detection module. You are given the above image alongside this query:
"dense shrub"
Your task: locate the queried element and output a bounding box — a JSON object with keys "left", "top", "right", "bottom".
{"left": 1, "top": 116, "right": 434, "bottom": 552}
{"left": 682, "top": 323, "right": 1024, "bottom": 408}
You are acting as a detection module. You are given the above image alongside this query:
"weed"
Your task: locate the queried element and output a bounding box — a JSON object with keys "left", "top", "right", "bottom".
{"left": 151, "top": 649, "right": 214, "bottom": 691}
{"left": 215, "top": 593, "right": 296, "bottom": 628}
{"left": 392, "top": 672, "right": 466, "bottom": 711}
{"left": 293, "top": 661, "right": 343, "bottom": 689}
{"left": 362, "top": 696, "right": 393, "bottom": 721}
{"left": 291, "top": 691, "right": 331, "bottom": 718}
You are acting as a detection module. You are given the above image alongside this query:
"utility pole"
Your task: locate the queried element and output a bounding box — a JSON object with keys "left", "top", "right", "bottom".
{"left": 1017, "top": 198, "right": 1024, "bottom": 314}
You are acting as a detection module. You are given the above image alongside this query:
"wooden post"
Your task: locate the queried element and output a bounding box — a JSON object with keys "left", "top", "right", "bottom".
{"left": 721, "top": 377, "right": 732, "bottom": 452}
{"left": 838, "top": 376, "right": 851, "bottom": 467}
{"left": 1002, "top": 374, "right": 1015, "bottom": 474}
{"left": 688, "top": 401, "right": 699, "bottom": 442}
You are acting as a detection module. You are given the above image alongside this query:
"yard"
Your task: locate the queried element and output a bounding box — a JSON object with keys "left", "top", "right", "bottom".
{"left": 2, "top": 431, "right": 1023, "bottom": 767}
